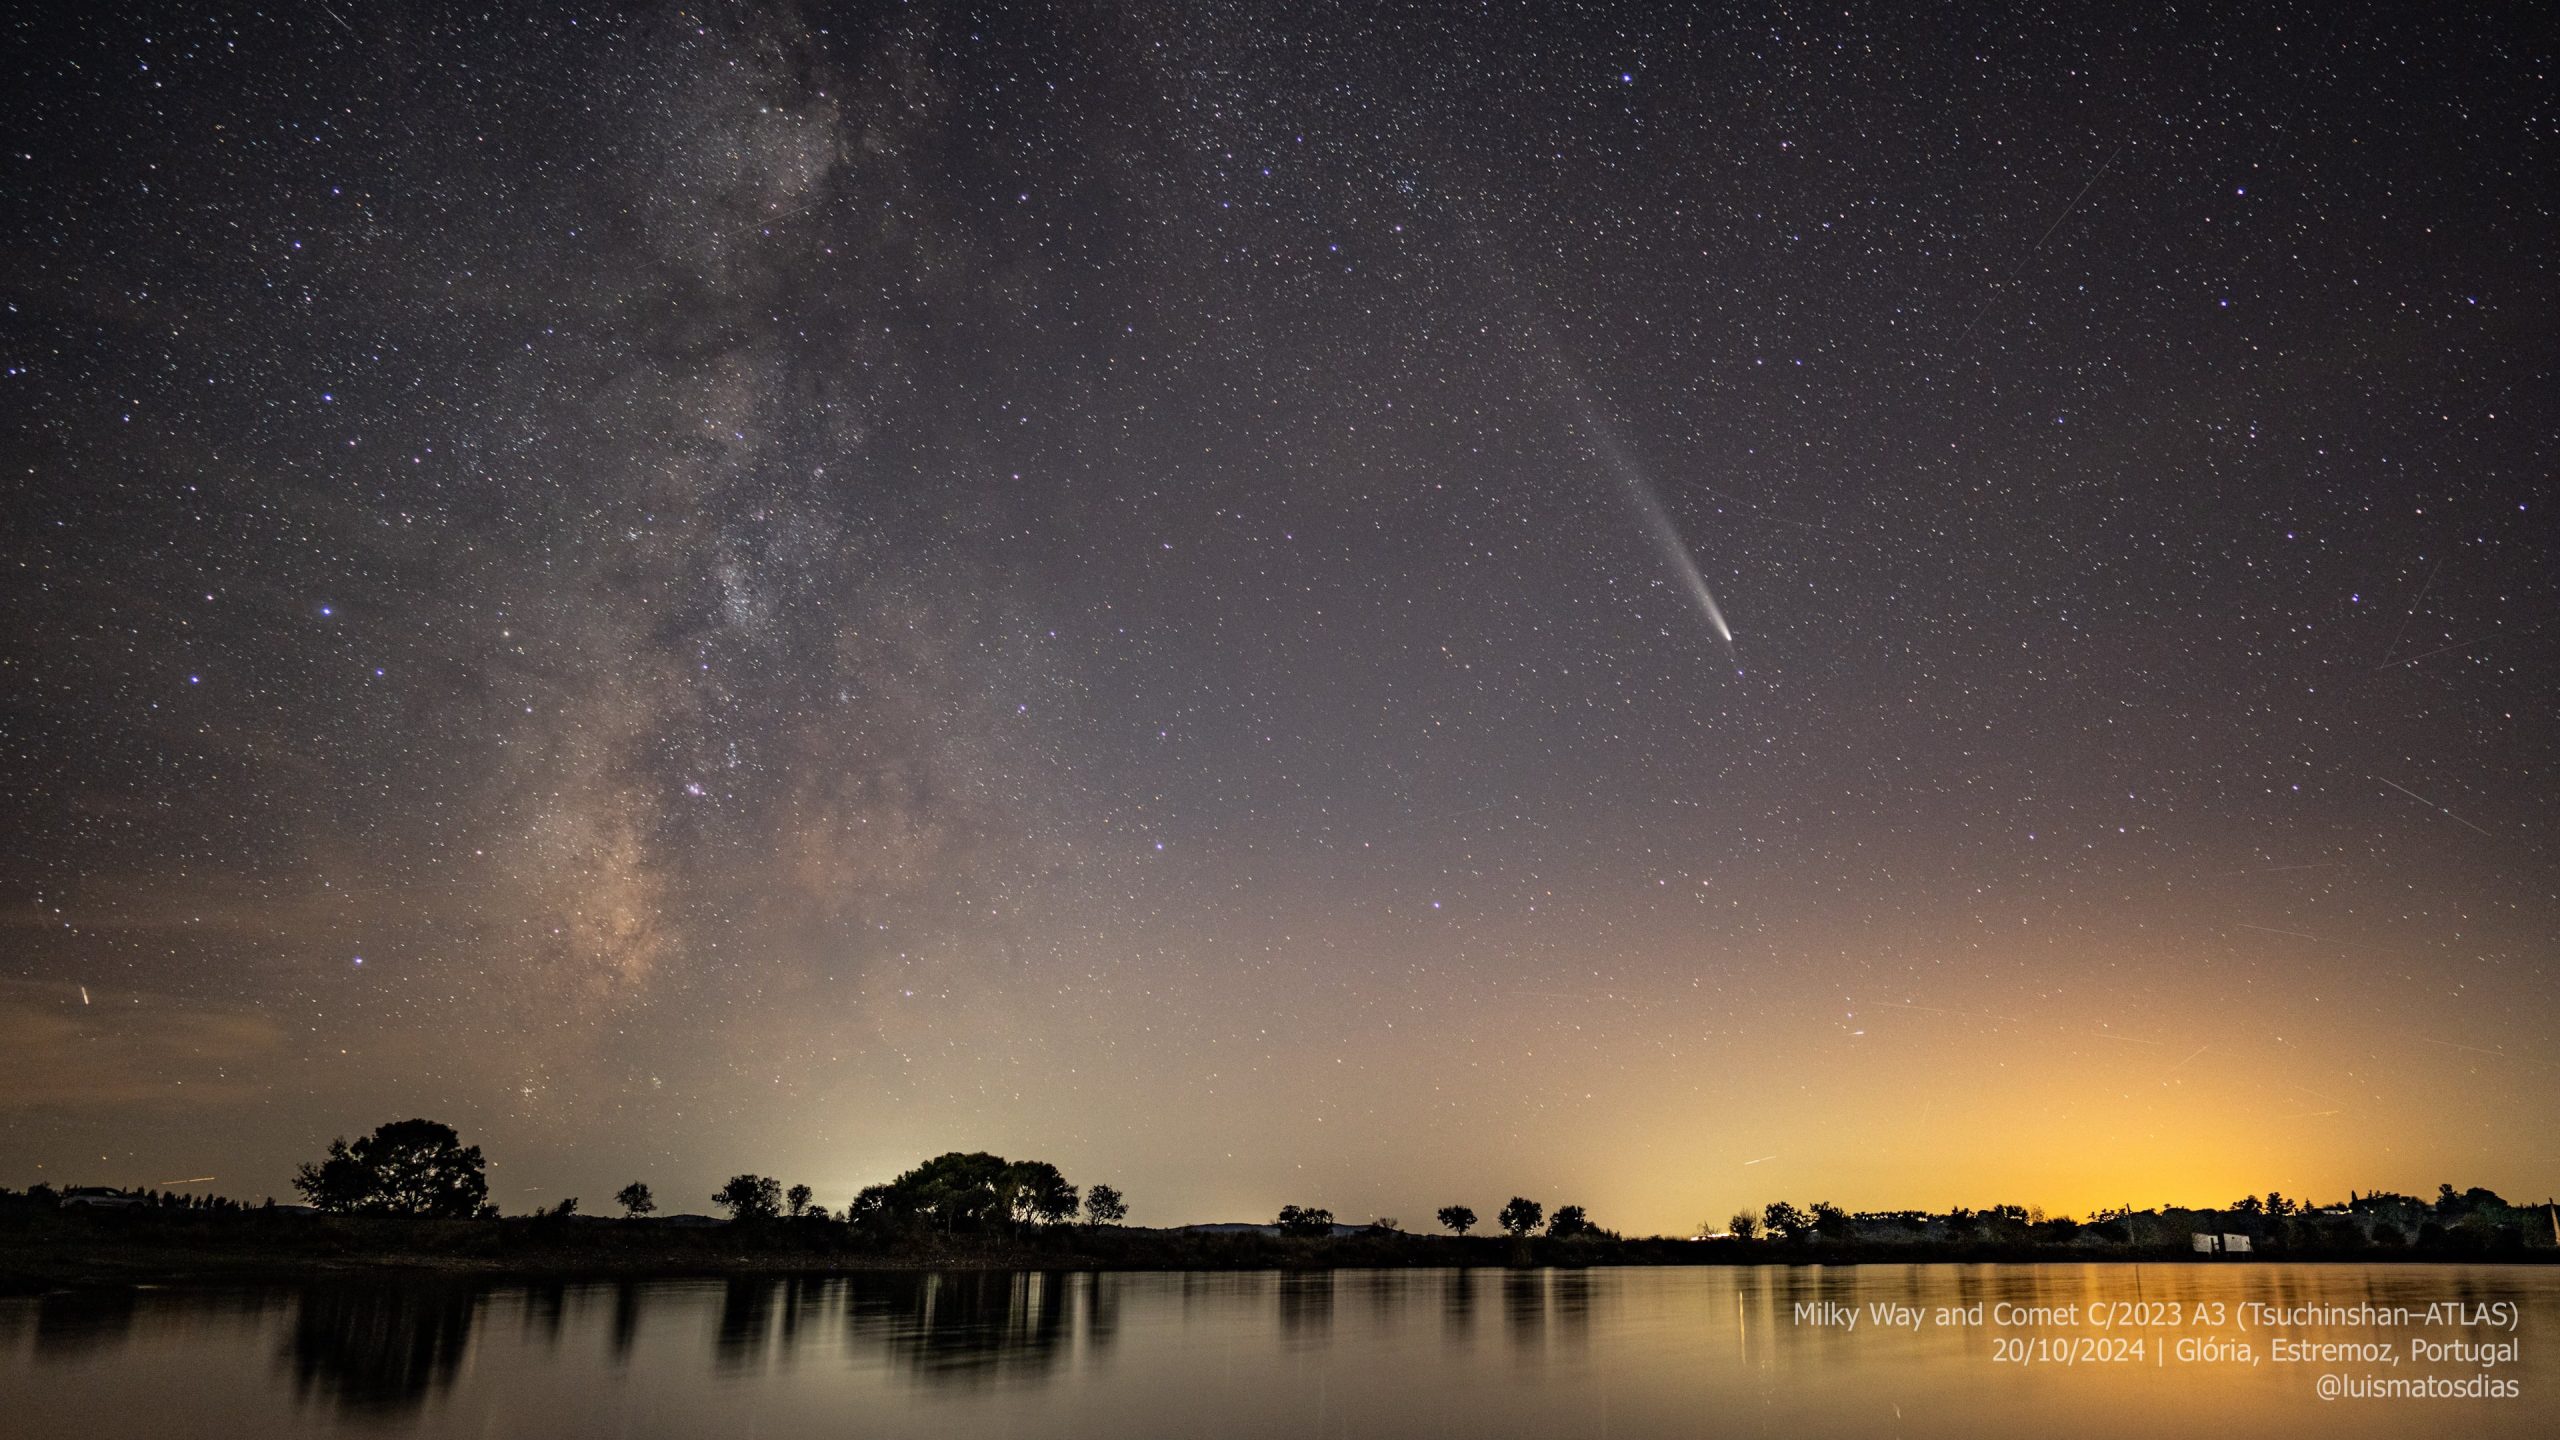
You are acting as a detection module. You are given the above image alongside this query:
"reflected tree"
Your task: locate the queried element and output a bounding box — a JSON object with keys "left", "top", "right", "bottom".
{"left": 521, "top": 1282, "right": 568, "bottom": 1346}
{"left": 32, "top": 1288, "right": 139, "bottom": 1357}
{"left": 1441, "top": 1267, "right": 1481, "bottom": 1342}
{"left": 608, "top": 1283, "right": 643, "bottom": 1362}
{"left": 714, "top": 1278, "right": 778, "bottom": 1369}
{"left": 287, "top": 1283, "right": 480, "bottom": 1413}
{"left": 1081, "top": 1272, "right": 1123, "bottom": 1360}
{"left": 1550, "top": 1269, "right": 1593, "bottom": 1352}
{"left": 1502, "top": 1268, "right": 1546, "bottom": 1350}
{"left": 1277, "top": 1270, "right": 1335, "bottom": 1344}
{"left": 860, "top": 1271, "right": 1073, "bottom": 1381}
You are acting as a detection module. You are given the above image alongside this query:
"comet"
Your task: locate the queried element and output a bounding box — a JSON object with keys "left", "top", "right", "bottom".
{"left": 1448, "top": 216, "right": 1740, "bottom": 669}
{"left": 1568, "top": 392, "right": 1740, "bottom": 667}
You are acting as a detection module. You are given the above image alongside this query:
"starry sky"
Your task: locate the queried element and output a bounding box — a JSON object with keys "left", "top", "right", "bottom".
{"left": 4, "top": 2, "right": 2555, "bottom": 1233}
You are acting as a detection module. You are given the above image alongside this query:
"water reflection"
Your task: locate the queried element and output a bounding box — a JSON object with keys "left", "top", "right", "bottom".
{"left": 5, "top": 1265, "right": 2551, "bottom": 1438}
{"left": 607, "top": 1282, "right": 642, "bottom": 1362}
{"left": 519, "top": 1280, "right": 567, "bottom": 1348}
{"left": 1502, "top": 1266, "right": 1544, "bottom": 1350}
{"left": 712, "top": 1277, "right": 776, "bottom": 1369}
{"left": 33, "top": 1287, "right": 140, "bottom": 1357}
{"left": 286, "top": 1282, "right": 478, "bottom": 1414}
{"left": 868, "top": 1271, "right": 1073, "bottom": 1378}
{"left": 1441, "top": 1266, "right": 1480, "bottom": 1344}
{"left": 1276, "top": 1270, "right": 1333, "bottom": 1345}
{"left": 1550, "top": 1267, "right": 1592, "bottom": 1357}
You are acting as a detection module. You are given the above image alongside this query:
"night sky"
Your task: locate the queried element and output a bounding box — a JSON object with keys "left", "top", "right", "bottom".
{"left": 5, "top": 3, "right": 2554, "bottom": 1233}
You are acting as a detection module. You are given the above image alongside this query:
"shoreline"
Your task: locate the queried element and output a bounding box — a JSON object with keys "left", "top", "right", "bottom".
{"left": 7, "top": 1223, "right": 2551, "bottom": 1296}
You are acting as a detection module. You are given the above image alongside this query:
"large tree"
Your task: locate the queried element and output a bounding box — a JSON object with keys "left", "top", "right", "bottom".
{"left": 292, "top": 1119, "right": 489, "bottom": 1218}
{"left": 1762, "top": 1201, "right": 1812, "bottom": 1242}
{"left": 1001, "top": 1160, "right": 1080, "bottom": 1227}
{"left": 614, "top": 1181, "right": 656, "bottom": 1218}
{"left": 1498, "top": 1196, "right": 1544, "bottom": 1238}
{"left": 1275, "top": 1205, "right": 1335, "bottom": 1237}
{"left": 850, "top": 1152, "right": 1090, "bottom": 1233}
{"left": 1546, "top": 1204, "right": 1594, "bottom": 1239}
{"left": 1084, "top": 1184, "right": 1129, "bottom": 1226}
{"left": 713, "top": 1174, "right": 783, "bottom": 1221}
{"left": 886, "top": 1152, "right": 1012, "bottom": 1231}
{"left": 1436, "top": 1204, "right": 1477, "bottom": 1236}
{"left": 1811, "top": 1201, "right": 1853, "bottom": 1241}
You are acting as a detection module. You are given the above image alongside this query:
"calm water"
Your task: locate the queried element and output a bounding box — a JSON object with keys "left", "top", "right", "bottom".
{"left": 3, "top": 1264, "right": 2549, "bottom": 1437}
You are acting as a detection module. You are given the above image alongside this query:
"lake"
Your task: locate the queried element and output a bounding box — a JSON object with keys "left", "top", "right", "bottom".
{"left": 4, "top": 1264, "right": 2548, "bottom": 1436}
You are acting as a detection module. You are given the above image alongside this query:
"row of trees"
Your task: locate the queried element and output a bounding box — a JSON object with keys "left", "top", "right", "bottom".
{"left": 275, "top": 1121, "right": 2544, "bottom": 1249}
{"left": 680, "top": 1157, "right": 1130, "bottom": 1231}
{"left": 286, "top": 1124, "right": 1132, "bottom": 1233}
{"left": 1716, "top": 1185, "right": 2549, "bottom": 1248}
{"left": 12, "top": 1185, "right": 257, "bottom": 1212}
{"left": 1265, "top": 1198, "right": 1602, "bottom": 1240}
{"left": 1723, "top": 1201, "right": 1856, "bottom": 1243}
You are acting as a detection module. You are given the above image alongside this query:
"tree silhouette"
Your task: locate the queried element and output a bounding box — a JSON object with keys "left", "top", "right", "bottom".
{"left": 1436, "top": 1204, "right": 1477, "bottom": 1236}
{"left": 785, "top": 1183, "right": 814, "bottom": 1218}
{"left": 614, "top": 1182, "right": 655, "bottom": 1218}
{"left": 291, "top": 1119, "right": 489, "bottom": 1217}
{"left": 1546, "top": 1204, "right": 1593, "bottom": 1239}
{"left": 883, "top": 1152, "right": 1011, "bottom": 1232}
{"left": 1084, "top": 1184, "right": 1129, "bottom": 1226}
{"left": 712, "top": 1174, "right": 782, "bottom": 1221}
{"left": 1498, "top": 1197, "right": 1543, "bottom": 1237}
{"left": 1275, "top": 1205, "right": 1335, "bottom": 1237}
{"left": 1726, "top": 1211, "right": 1759, "bottom": 1241}
{"left": 1762, "top": 1201, "right": 1811, "bottom": 1241}
{"left": 1002, "top": 1160, "right": 1080, "bottom": 1227}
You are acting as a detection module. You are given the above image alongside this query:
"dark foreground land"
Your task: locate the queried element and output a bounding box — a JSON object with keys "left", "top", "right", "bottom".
{"left": 6, "top": 1207, "right": 2551, "bottom": 1295}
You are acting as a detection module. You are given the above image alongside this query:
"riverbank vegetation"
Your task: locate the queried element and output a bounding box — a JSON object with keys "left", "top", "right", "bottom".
{"left": 3, "top": 1117, "right": 2551, "bottom": 1292}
